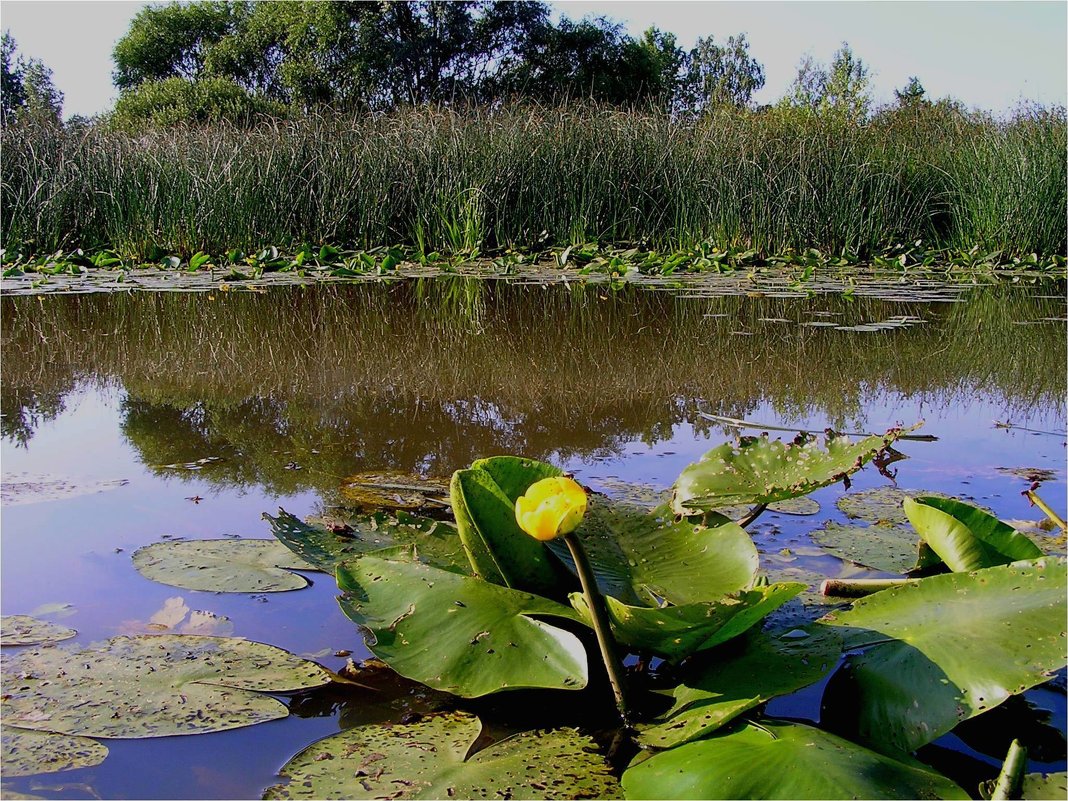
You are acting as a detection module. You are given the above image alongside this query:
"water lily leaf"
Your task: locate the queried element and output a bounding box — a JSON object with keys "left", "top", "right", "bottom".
{"left": 1, "top": 616, "right": 76, "bottom": 647}
{"left": 338, "top": 471, "right": 449, "bottom": 513}
{"left": 837, "top": 487, "right": 950, "bottom": 526}
{"left": 622, "top": 719, "right": 968, "bottom": 800}
{"left": 673, "top": 427, "right": 914, "bottom": 515}
{"left": 1020, "top": 772, "right": 1068, "bottom": 800}
{"left": 450, "top": 457, "right": 570, "bottom": 596}
{"left": 1, "top": 728, "right": 108, "bottom": 777}
{"left": 132, "top": 539, "right": 317, "bottom": 592}
{"left": 708, "top": 497, "right": 821, "bottom": 520}
{"left": 640, "top": 625, "right": 842, "bottom": 749}
{"left": 549, "top": 501, "right": 758, "bottom": 607}
{"left": 570, "top": 583, "right": 804, "bottom": 661}
{"left": 903, "top": 496, "right": 1043, "bottom": 572}
{"left": 336, "top": 556, "right": 587, "bottom": 697}
{"left": 821, "top": 558, "right": 1067, "bottom": 754}
{"left": 263, "top": 711, "right": 618, "bottom": 799}
{"left": 811, "top": 522, "right": 925, "bottom": 573}
{"left": 1, "top": 635, "right": 331, "bottom": 738}
{"left": 267, "top": 509, "right": 468, "bottom": 575}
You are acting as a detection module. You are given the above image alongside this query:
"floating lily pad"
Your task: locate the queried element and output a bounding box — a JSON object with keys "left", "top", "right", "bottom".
{"left": 811, "top": 522, "right": 924, "bottom": 573}
{"left": 996, "top": 467, "right": 1059, "bottom": 484}
{"left": 1, "top": 635, "right": 331, "bottom": 738}
{"left": 338, "top": 471, "right": 450, "bottom": 512}
{"left": 337, "top": 557, "right": 587, "bottom": 697}
{"left": 263, "top": 711, "right": 619, "bottom": 799}
{"left": 836, "top": 487, "right": 953, "bottom": 526}
{"left": 712, "top": 497, "right": 821, "bottom": 520}
{"left": 268, "top": 509, "right": 468, "bottom": 575}
{"left": 674, "top": 427, "right": 914, "bottom": 515}
{"left": 0, "top": 473, "right": 128, "bottom": 506}
{"left": 1020, "top": 772, "right": 1068, "bottom": 800}
{"left": 640, "top": 626, "right": 842, "bottom": 748}
{"left": 1, "top": 728, "right": 108, "bottom": 777}
{"left": 622, "top": 719, "right": 968, "bottom": 800}
{"left": 821, "top": 557, "right": 1068, "bottom": 754}
{"left": 1, "top": 616, "right": 76, "bottom": 647}
{"left": 132, "top": 539, "right": 318, "bottom": 592}
{"left": 570, "top": 583, "right": 804, "bottom": 661}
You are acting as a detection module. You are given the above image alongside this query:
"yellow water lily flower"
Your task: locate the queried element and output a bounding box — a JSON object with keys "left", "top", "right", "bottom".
{"left": 515, "top": 476, "right": 587, "bottom": 541}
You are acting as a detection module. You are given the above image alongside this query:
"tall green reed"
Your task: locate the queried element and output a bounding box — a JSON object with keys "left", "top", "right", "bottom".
{"left": 2, "top": 102, "right": 1064, "bottom": 260}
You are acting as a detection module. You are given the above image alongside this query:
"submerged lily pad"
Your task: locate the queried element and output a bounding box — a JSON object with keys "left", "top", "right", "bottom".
{"left": 264, "top": 711, "right": 619, "bottom": 799}
{"left": 674, "top": 427, "right": 913, "bottom": 515}
{"left": 1, "top": 728, "right": 108, "bottom": 777}
{"left": 822, "top": 557, "right": 1068, "bottom": 754}
{"left": 0, "top": 473, "right": 129, "bottom": 507}
{"left": 1, "top": 635, "right": 331, "bottom": 738}
{"left": 836, "top": 487, "right": 951, "bottom": 526}
{"left": 623, "top": 719, "right": 968, "bottom": 800}
{"left": 810, "top": 522, "right": 923, "bottom": 573}
{"left": 640, "top": 626, "right": 842, "bottom": 748}
{"left": 1, "top": 616, "right": 76, "bottom": 647}
{"left": 132, "top": 539, "right": 318, "bottom": 592}
{"left": 118, "top": 597, "right": 234, "bottom": 637}
{"left": 267, "top": 509, "right": 468, "bottom": 575}
{"left": 338, "top": 471, "right": 449, "bottom": 512}
{"left": 337, "top": 556, "right": 587, "bottom": 697}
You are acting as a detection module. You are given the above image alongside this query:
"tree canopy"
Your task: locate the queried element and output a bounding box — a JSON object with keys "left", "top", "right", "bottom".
{"left": 2, "top": 31, "right": 63, "bottom": 124}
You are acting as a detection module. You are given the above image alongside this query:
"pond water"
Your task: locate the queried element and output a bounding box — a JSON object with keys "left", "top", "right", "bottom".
{"left": 2, "top": 278, "right": 1065, "bottom": 799}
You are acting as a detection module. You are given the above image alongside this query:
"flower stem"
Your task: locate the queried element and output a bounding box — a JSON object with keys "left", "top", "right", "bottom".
{"left": 1026, "top": 489, "right": 1067, "bottom": 531}
{"left": 563, "top": 532, "right": 630, "bottom": 725}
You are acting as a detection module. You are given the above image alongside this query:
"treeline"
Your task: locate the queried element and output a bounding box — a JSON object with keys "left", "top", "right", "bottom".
{"left": 3, "top": 102, "right": 1064, "bottom": 259}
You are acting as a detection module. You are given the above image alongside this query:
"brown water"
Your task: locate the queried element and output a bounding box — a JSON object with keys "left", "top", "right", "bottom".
{"left": 1, "top": 279, "right": 1065, "bottom": 798}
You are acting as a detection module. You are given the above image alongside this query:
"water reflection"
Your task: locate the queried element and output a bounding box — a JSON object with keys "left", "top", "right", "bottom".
{"left": 2, "top": 279, "right": 1064, "bottom": 495}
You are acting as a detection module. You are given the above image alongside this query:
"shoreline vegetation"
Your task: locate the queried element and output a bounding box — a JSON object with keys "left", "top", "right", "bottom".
{"left": 2, "top": 102, "right": 1066, "bottom": 276}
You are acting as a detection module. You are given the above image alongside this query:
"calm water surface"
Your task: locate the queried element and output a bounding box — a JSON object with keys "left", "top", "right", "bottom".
{"left": 2, "top": 280, "right": 1065, "bottom": 798}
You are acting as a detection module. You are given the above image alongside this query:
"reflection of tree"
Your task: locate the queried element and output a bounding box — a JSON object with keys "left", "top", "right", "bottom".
{"left": 2, "top": 280, "right": 1064, "bottom": 496}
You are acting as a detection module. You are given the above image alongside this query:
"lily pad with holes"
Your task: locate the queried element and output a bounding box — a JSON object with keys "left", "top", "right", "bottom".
{"left": 903, "top": 496, "right": 1043, "bottom": 572}
{"left": 623, "top": 719, "right": 968, "bottom": 800}
{"left": 263, "top": 710, "right": 618, "bottom": 799}
{"left": 673, "top": 427, "right": 914, "bottom": 515}
{"left": 811, "top": 522, "right": 924, "bottom": 573}
{"left": 640, "top": 626, "right": 842, "bottom": 749}
{"left": 1, "top": 635, "right": 331, "bottom": 738}
{"left": 267, "top": 509, "right": 469, "bottom": 575}
{"left": 569, "top": 582, "right": 804, "bottom": 661}
{"left": 132, "top": 539, "right": 318, "bottom": 592}
{"left": 1, "top": 728, "right": 108, "bottom": 777}
{"left": 337, "top": 557, "right": 587, "bottom": 697}
{"left": 546, "top": 500, "right": 758, "bottom": 606}
{"left": 1, "top": 616, "right": 76, "bottom": 647}
{"left": 821, "top": 557, "right": 1068, "bottom": 754}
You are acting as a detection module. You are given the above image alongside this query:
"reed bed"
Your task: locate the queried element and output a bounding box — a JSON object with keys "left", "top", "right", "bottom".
{"left": 2, "top": 103, "right": 1064, "bottom": 260}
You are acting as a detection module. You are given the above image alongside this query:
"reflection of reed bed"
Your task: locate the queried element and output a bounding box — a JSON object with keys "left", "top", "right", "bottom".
{"left": 2, "top": 103, "right": 1065, "bottom": 260}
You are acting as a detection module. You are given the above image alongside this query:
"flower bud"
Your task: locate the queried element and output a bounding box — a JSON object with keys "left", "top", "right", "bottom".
{"left": 515, "top": 476, "right": 587, "bottom": 541}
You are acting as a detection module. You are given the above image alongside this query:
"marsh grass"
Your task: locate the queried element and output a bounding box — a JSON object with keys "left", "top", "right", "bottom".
{"left": 2, "top": 103, "right": 1064, "bottom": 260}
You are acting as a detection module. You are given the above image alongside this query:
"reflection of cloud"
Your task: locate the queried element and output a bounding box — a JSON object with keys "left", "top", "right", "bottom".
{"left": 118, "top": 597, "right": 235, "bottom": 637}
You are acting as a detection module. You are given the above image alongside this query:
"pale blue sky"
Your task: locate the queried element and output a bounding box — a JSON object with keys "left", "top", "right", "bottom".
{"left": 1, "top": 0, "right": 1065, "bottom": 118}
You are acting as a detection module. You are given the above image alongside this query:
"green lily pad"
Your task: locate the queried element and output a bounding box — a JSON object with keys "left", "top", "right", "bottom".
{"left": 903, "top": 496, "right": 1043, "bottom": 572}
{"left": 674, "top": 427, "right": 914, "bottom": 515}
{"left": 622, "top": 719, "right": 968, "bottom": 800}
{"left": 712, "top": 497, "right": 822, "bottom": 520}
{"left": 263, "top": 711, "right": 619, "bottom": 799}
{"left": 548, "top": 501, "right": 758, "bottom": 607}
{"left": 132, "top": 539, "right": 318, "bottom": 592}
{"left": 267, "top": 509, "right": 468, "bottom": 575}
{"left": 1, "top": 728, "right": 108, "bottom": 777}
{"left": 821, "top": 557, "right": 1067, "bottom": 754}
{"left": 1020, "top": 772, "right": 1068, "bottom": 800}
{"left": 640, "top": 626, "right": 842, "bottom": 748}
{"left": 811, "top": 522, "right": 924, "bottom": 573}
{"left": 337, "top": 557, "right": 587, "bottom": 697}
{"left": 1, "top": 635, "right": 331, "bottom": 738}
{"left": 450, "top": 457, "right": 570, "bottom": 596}
{"left": 837, "top": 487, "right": 950, "bottom": 526}
{"left": 570, "top": 583, "right": 804, "bottom": 661}
{"left": 1, "top": 616, "right": 76, "bottom": 647}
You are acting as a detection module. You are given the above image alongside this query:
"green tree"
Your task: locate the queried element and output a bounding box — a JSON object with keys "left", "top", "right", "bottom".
{"left": 781, "top": 42, "right": 871, "bottom": 120}
{"left": 679, "top": 32, "right": 764, "bottom": 113}
{"left": 109, "top": 75, "right": 285, "bottom": 131}
{"left": 1, "top": 31, "right": 62, "bottom": 124}
{"left": 894, "top": 75, "right": 928, "bottom": 107}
